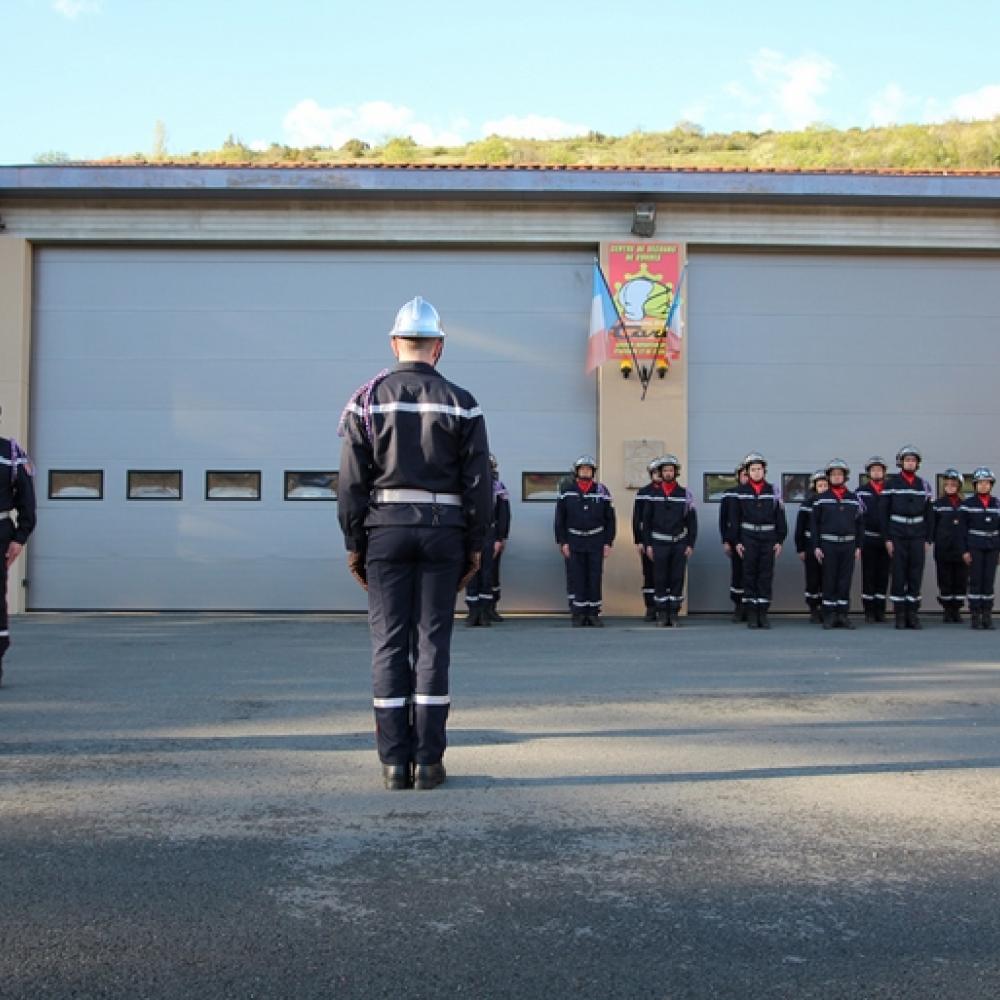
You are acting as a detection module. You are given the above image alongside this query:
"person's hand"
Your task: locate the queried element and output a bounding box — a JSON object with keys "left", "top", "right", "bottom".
{"left": 798, "top": 551, "right": 806, "bottom": 562}
{"left": 560, "top": 543, "right": 570, "bottom": 559}
{"left": 684, "top": 546, "right": 693, "bottom": 558}
{"left": 813, "top": 547, "right": 823, "bottom": 563}
{"left": 773, "top": 543, "right": 782, "bottom": 558}
{"left": 347, "top": 551, "right": 367, "bottom": 591}
{"left": 458, "top": 551, "right": 482, "bottom": 592}
{"left": 885, "top": 540, "right": 894, "bottom": 557}
{"left": 645, "top": 545, "right": 654, "bottom": 560}
{"left": 635, "top": 543, "right": 644, "bottom": 555}
{"left": 925, "top": 541, "right": 932, "bottom": 550}
{"left": 603, "top": 545, "right": 612, "bottom": 559}
{"left": 963, "top": 552, "right": 973, "bottom": 566}
{"left": 493, "top": 539, "right": 505, "bottom": 557}
{"left": 854, "top": 548, "right": 861, "bottom": 561}
{"left": 722, "top": 542, "right": 732, "bottom": 555}
{"left": 5, "top": 541, "right": 23, "bottom": 570}
{"left": 735, "top": 543, "right": 745, "bottom": 558}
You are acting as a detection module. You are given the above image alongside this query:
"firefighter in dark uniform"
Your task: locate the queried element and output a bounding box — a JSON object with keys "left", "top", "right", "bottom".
{"left": 554, "top": 455, "right": 616, "bottom": 627}
{"left": 0, "top": 435, "right": 36, "bottom": 688}
{"left": 932, "top": 468, "right": 968, "bottom": 623}
{"left": 960, "top": 467, "right": 1000, "bottom": 630}
{"left": 487, "top": 455, "right": 511, "bottom": 623}
{"left": 633, "top": 457, "right": 662, "bottom": 622}
{"left": 811, "top": 459, "right": 862, "bottom": 630}
{"left": 720, "top": 460, "right": 749, "bottom": 622}
{"left": 727, "top": 452, "right": 786, "bottom": 629}
{"left": 880, "top": 445, "right": 933, "bottom": 629}
{"left": 856, "top": 456, "right": 891, "bottom": 623}
{"left": 338, "top": 296, "right": 491, "bottom": 791}
{"left": 795, "top": 470, "right": 828, "bottom": 623}
{"left": 464, "top": 453, "right": 508, "bottom": 628}
{"left": 642, "top": 454, "right": 697, "bottom": 627}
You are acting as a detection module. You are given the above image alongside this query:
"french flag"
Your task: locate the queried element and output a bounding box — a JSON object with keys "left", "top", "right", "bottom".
{"left": 665, "top": 266, "right": 686, "bottom": 359}
{"left": 586, "top": 263, "right": 621, "bottom": 373}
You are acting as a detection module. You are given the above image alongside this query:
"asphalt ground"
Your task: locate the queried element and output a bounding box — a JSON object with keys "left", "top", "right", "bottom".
{"left": 1, "top": 612, "right": 999, "bottom": 1000}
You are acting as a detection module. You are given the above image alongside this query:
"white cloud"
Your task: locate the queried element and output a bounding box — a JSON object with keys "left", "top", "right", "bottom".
{"left": 947, "top": 84, "right": 1000, "bottom": 121}
{"left": 282, "top": 99, "right": 465, "bottom": 148}
{"left": 248, "top": 140, "right": 269, "bottom": 153}
{"left": 480, "top": 114, "right": 589, "bottom": 140}
{"left": 53, "top": 0, "right": 101, "bottom": 17}
{"left": 749, "top": 49, "right": 836, "bottom": 128}
{"left": 869, "top": 83, "right": 909, "bottom": 127}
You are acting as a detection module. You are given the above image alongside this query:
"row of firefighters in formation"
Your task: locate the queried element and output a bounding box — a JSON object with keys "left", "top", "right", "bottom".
{"left": 464, "top": 447, "right": 1000, "bottom": 631}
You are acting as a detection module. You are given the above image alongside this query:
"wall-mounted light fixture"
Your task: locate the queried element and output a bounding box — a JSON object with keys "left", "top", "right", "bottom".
{"left": 620, "top": 359, "right": 633, "bottom": 379}
{"left": 631, "top": 203, "right": 656, "bottom": 238}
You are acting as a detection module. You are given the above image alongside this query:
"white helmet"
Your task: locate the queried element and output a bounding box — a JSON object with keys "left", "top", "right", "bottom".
{"left": 972, "top": 467, "right": 995, "bottom": 484}
{"left": 574, "top": 454, "right": 597, "bottom": 473}
{"left": 656, "top": 453, "right": 681, "bottom": 473}
{"left": 389, "top": 296, "right": 445, "bottom": 338}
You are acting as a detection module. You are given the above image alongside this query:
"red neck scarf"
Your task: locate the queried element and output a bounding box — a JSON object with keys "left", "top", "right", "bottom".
{"left": 749, "top": 479, "right": 765, "bottom": 495}
{"left": 901, "top": 471, "right": 916, "bottom": 486}
{"left": 870, "top": 480, "right": 884, "bottom": 494}
{"left": 577, "top": 478, "right": 594, "bottom": 494}
{"left": 980, "top": 493, "right": 993, "bottom": 508}
{"left": 660, "top": 481, "right": 677, "bottom": 496}
{"left": 948, "top": 493, "right": 960, "bottom": 508}
{"left": 831, "top": 486, "right": 846, "bottom": 500}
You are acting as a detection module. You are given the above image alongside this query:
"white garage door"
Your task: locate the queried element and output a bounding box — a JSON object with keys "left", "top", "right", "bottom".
{"left": 29, "top": 247, "right": 595, "bottom": 610}
{"left": 687, "top": 250, "right": 1000, "bottom": 612}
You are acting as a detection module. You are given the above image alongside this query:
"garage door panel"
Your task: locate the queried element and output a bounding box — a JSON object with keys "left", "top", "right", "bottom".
{"left": 688, "top": 251, "right": 1000, "bottom": 612}
{"left": 30, "top": 248, "right": 594, "bottom": 611}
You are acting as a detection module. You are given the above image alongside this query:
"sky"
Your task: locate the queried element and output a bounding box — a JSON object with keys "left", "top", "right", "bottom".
{"left": 2, "top": 0, "right": 998, "bottom": 164}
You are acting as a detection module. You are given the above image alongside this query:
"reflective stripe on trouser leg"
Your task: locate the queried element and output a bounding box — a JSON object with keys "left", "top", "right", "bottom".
{"left": 862, "top": 542, "right": 890, "bottom": 610}
{"left": 491, "top": 549, "right": 503, "bottom": 608}
{"left": 0, "top": 556, "right": 8, "bottom": 661}
{"left": 969, "top": 549, "right": 999, "bottom": 610}
{"left": 367, "top": 525, "right": 463, "bottom": 766}
{"left": 936, "top": 558, "right": 967, "bottom": 609}
{"left": 821, "top": 543, "right": 855, "bottom": 611}
{"left": 464, "top": 531, "right": 495, "bottom": 610}
{"left": 889, "top": 536, "right": 925, "bottom": 605}
{"left": 742, "top": 537, "right": 775, "bottom": 607}
{"left": 641, "top": 552, "right": 655, "bottom": 609}
{"left": 653, "top": 541, "right": 687, "bottom": 608}
{"left": 729, "top": 552, "right": 744, "bottom": 604}
{"left": 568, "top": 547, "right": 603, "bottom": 613}
{"left": 804, "top": 554, "right": 822, "bottom": 609}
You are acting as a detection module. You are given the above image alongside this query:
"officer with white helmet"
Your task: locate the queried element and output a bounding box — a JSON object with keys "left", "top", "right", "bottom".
{"left": 339, "top": 296, "right": 492, "bottom": 790}
{"left": 726, "top": 452, "right": 786, "bottom": 629}
{"left": 632, "top": 457, "right": 663, "bottom": 622}
{"left": 810, "top": 459, "right": 862, "bottom": 629}
{"left": 856, "top": 455, "right": 891, "bottom": 623}
{"left": 932, "top": 468, "right": 968, "bottom": 623}
{"left": 960, "top": 467, "right": 1000, "bottom": 630}
{"left": 555, "top": 454, "right": 616, "bottom": 626}
{"left": 719, "top": 459, "right": 750, "bottom": 621}
{"left": 642, "top": 454, "right": 697, "bottom": 627}
{"left": 880, "top": 445, "right": 933, "bottom": 629}
{"left": 795, "top": 470, "right": 828, "bottom": 623}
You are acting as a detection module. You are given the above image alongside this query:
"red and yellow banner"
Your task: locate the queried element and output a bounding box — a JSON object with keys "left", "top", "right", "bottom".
{"left": 602, "top": 241, "right": 684, "bottom": 362}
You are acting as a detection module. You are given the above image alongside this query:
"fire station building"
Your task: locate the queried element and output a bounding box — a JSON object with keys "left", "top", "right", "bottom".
{"left": 1, "top": 164, "right": 999, "bottom": 614}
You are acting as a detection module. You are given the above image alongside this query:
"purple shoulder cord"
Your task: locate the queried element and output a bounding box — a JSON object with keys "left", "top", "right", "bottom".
{"left": 337, "top": 369, "right": 391, "bottom": 442}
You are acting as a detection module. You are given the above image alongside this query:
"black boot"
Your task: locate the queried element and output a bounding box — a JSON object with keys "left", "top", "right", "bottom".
{"left": 838, "top": 610, "right": 856, "bottom": 630}
{"left": 746, "top": 604, "right": 758, "bottom": 629}
{"left": 863, "top": 604, "right": 874, "bottom": 624}
{"left": 382, "top": 763, "right": 413, "bottom": 791}
{"left": 810, "top": 606, "right": 824, "bottom": 624}
{"left": 731, "top": 601, "right": 743, "bottom": 623}
{"left": 571, "top": 613, "right": 585, "bottom": 627}
{"left": 644, "top": 608, "right": 657, "bottom": 623}
{"left": 875, "top": 604, "right": 887, "bottom": 623}
{"left": 907, "top": 606, "right": 922, "bottom": 630}
{"left": 664, "top": 607, "right": 674, "bottom": 628}
{"left": 758, "top": 608, "right": 771, "bottom": 629}
{"left": 656, "top": 609, "right": 669, "bottom": 627}
{"left": 414, "top": 762, "right": 446, "bottom": 791}
{"left": 822, "top": 609, "right": 834, "bottom": 630}
{"left": 984, "top": 609, "right": 996, "bottom": 631}
{"left": 589, "top": 614, "right": 604, "bottom": 628}
{"left": 953, "top": 604, "right": 964, "bottom": 624}
{"left": 895, "top": 606, "right": 906, "bottom": 629}
{"left": 487, "top": 605, "right": 504, "bottom": 623}
{"left": 970, "top": 608, "right": 982, "bottom": 630}
{"left": 739, "top": 603, "right": 749, "bottom": 623}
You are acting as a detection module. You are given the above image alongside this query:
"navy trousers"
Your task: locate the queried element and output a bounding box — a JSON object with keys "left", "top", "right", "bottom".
{"left": 861, "top": 541, "right": 890, "bottom": 612}
{"left": 968, "top": 550, "right": 999, "bottom": 610}
{"left": 567, "top": 546, "right": 604, "bottom": 616}
{"left": 640, "top": 550, "right": 655, "bottom": 610}
{"left": 742, "top": 538, "right": 776, "bottom": 608}
{"left": 820, "top": 542, "right": 855, "bottom": 612}
{"left": 464, "top": 530, "right": 495, "bottom": 611}
{"left": 0, "top": 531, "right": 10, "bottom": 663}
{"left": 890, "top": 537, "right": 926, "bottom": 606}
{"left": 367, "top": 525, "right": 464, "bottom": 766}
{"left": 652, "top": 542, "right": 688, "bottom": 609}
{"left": 728, "top": 550, "right": 744, "bottom": 606}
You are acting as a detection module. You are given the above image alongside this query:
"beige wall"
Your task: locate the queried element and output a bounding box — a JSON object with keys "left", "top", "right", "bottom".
{"left": 0, "top": 238, "right": 32, "bottom": 614}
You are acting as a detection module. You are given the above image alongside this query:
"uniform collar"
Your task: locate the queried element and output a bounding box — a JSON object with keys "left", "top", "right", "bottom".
{"left": 392, "top": 361, "right": 438, "bottom": 374}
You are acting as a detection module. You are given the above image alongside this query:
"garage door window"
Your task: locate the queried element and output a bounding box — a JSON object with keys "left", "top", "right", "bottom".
{"left": 49, "top": 470, "right": 103, "bottom": 500}
{"left": 206, "top": 471, "right": 261, "bottom": 501}
{"left": 702, "top": 473, "right": 737, "bottom": 503}
{"left": 522, "top": 472, "right": 567, "bottom": 502}
{"left": 285, "top": 471, "right": 338, "bottom": 500}
{"left": 781, "top": 473, "right": 810, "bottom": 504}
{"left": 128, "top": 470, "right": 182, "bottom": 501}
